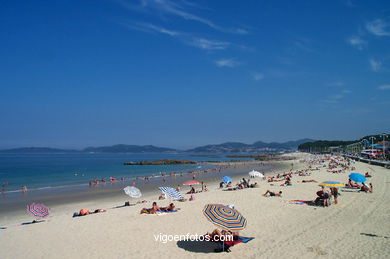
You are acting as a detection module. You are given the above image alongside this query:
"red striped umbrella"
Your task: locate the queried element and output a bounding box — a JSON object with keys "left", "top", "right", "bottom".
{"left": 183, "top": 180, "right": 201, "bottom": 185}
{"left": 27, "top": 203, "right": 49, "bottom": 218}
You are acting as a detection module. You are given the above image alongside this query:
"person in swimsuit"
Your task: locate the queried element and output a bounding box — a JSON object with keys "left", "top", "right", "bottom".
{"left": 263, "top": 190, "right": 282, "bottom": 197}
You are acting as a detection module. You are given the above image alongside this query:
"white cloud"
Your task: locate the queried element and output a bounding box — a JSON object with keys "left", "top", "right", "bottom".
{"left": 215, "top": 58, "right": 239, "bottom": 67}
{"left": 322, "top": 90, "right": 351, "bottom": 103}
{"left": 253, "top": 72, "right": 264, "bottom": 81}
{"left": 347, "top": 36, "right": 365, "bottom": 50}
{"left": 366, "top": 19, "right": 390, "bottom": 36}
{"left": 378, "top": 84, "right": 390, "bottom": 90}
{"left": 127, "top": 22, "right": 180, "bottom": 36}
{"left": 369, "top": 59, "right": 382, "bottom": 72}
{"left": 121, "top": 0, "right": 248, "bottom": 34}
{"left": 191, "top": 38, "right": 230, "bottom": 50}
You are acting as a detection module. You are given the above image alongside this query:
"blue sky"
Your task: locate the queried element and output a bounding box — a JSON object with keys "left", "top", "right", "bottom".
{"left": 0, "top": 0, "right": 389, "bottom": 149}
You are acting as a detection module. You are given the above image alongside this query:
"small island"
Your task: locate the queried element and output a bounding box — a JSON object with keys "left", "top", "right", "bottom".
{"left": 123, "top": 159, "right": 197, "bottom": 165}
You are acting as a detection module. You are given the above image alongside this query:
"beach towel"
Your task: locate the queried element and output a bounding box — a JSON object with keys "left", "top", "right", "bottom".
{"left": 143, "top": 210, "right": 178, "bottom": 216}
{"left": 288, "top": 200, "right": 311, "bottom": 205}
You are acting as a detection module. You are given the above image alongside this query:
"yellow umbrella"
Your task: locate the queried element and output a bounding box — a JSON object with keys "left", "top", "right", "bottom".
{"left": 319, "top": 181, "right": 344, "bottom": 188}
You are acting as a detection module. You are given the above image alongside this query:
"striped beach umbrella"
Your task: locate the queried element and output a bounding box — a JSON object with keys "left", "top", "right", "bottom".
{"left": 349, "top": 173, "right": 366, "bottom": 183}
{"left": 203, "top": 204, "right": 247, "bottom": 231}
{"left": 27, "top": 203, "right": 49, "bottom": 218}
{"left": 222, "top": 176, "right": 232, "bottom": 184}
{"left": 159, "top": 187, "right": 183, "bottom": 200}
{"left": 183, "top": 180, "right": 201, "bottom": 185}
{"left": 123, "top": 186, "right": 142, "bottom": 198}
{"left": 319, "top": 181, "right": 344, "bottom": 188}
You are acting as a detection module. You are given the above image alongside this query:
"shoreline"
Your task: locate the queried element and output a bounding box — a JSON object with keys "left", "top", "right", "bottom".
{"left": 1, "top": 152, "right": 389, "bottom": 258}
{"left": 0, "top": 159, "right": 292, "bottom": 224}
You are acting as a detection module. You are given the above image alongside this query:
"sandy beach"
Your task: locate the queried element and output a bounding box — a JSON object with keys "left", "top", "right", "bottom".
{"left": 0, "top": 153, "right": 389, "bottom": 259}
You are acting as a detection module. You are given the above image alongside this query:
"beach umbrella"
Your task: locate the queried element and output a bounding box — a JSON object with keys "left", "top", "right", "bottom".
{"left": 349, "top": 173, "right": 366, "bottom": 183}
{"left": 27, "top": 203, "right": 49, "bottom": 218}
{"left": 203, "top": 204, "right": 247, "bottom": 231}
{"left": 123, "top": 186, "right": 142, "bottom": 198}
{"left": 222, "top": 176, "right": 232, "bottom": 184}
{"left": 319, "top": 181, "right": 344, "bottom": 188}
{"left": 248, "top": 170, "right": 264, "bottom": 178}
{"left": 183, "top": 180, "right": 201, "bottom": 185}
{"left": 159, "top": 187, "right": 183, "bottom": 200}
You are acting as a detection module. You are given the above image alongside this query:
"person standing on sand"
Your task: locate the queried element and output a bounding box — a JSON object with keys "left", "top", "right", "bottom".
{"left": 331, "top": 188, "right": 339, "bottom": 204}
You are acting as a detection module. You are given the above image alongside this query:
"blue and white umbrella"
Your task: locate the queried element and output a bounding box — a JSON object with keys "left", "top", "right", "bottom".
{"left": 159, "top": 187, "right": 183, "bottom": 200}
{"left": 222, "top": 176, "right": 232, "bottom": 184}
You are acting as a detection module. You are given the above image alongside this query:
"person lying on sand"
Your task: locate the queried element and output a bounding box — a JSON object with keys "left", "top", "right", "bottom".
{"left": 263, "top": 190, "right": 282, "bottom": 197}
{"left": 161, "top": 203, "right": 180, "bottom": 212}
{"left": 345, "top": 179, "right": 360, "bottom": 188}
{"left": 365, "top": 172, "right": 372, "bottom": 178}
{"left": 360, "top": 183, "right": 372, "bottom": 193}
{"left": 204, "top": 229, "right": 238, "bottom": 242}
{"left": 140, "top": 202, "right": 161, "bottom": 214}
{"left": 301, "top": 180, "right": 317, "bottom": 183}
{"left": 75, "top": 208, "right": 106, "bottom": 217}
{"left": 158, "top": 194, "right": 166, "bottom": 200}
{"left": 250, "top": 182, "right": 258, "bottom": 188}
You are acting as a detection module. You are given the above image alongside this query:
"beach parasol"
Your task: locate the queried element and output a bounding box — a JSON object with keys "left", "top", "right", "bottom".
{"left": 319, "top": 181, "right": 344, "bottom": 188}
{"left": 349, "top": 173, "right": 366, "bottom": 183}
{"left": 203, "top": 204, "right": 247, "bottom": 231}
{"left": 27, "top": 203, "right": 49, "bottom": 218}
{"left": 159, "top": 187, "right": 183, "bottom": 200}
{"left": 183, "top": 180, "right": 201, "bottom": 185}
{"left": 123, "top": 186, "right": 142, "bottom": 198}
{"left": 248, "top": 170, "right": 264, "bottom": 178}
{"left": 222, "top": 176, "right": 232, "bottom": 184}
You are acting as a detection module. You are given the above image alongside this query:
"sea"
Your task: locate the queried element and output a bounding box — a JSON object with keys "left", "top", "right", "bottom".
{"left": 0, "top": 153, "right": 252, "bottom": 197}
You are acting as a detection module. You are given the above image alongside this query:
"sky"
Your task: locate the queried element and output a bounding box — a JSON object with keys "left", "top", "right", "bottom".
{"left": 0, "top": 0, "right": 390, "bottom": 149}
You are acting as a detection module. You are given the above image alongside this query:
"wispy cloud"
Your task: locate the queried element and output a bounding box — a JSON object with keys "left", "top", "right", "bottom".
{"left": 119, "top": 0, "right": 248, "bottom": 34}
{"left": 190, "top": 38, "right": 230, "bottom": 50}
{"left": 215, "top": 58, "right": 239, "bottom": 68}
{"left": 122, "top": 21, "right": 230, "bottom": 51}
{"left": 378, "top": 84, "right": 390, "bottom": 90}
{"left": 124, "top": 22, "right": 180, "bottom": 36}
{"left": 366, "top": 18, "right": 390, "bottom": 36}
{"left": 321, "top": 89, "right": 352, "bottom": 103}
{"left": 252, "top": 72, "right": 264, "bottom": 81}
{"left": 347, "top": 36, "right": 365, "bottom": 50}
{"left": 369, "top": 59, "right": 382, "bottom": 72}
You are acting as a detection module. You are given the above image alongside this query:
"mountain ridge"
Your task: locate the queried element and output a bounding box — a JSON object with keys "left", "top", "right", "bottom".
{"left": 0, "top": 139, "right": 315, "bottom": 154}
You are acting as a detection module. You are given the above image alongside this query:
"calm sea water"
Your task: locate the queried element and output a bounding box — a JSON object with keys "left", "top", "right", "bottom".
{"left": 0, "top": 153, "right": 250, "bottom": 194}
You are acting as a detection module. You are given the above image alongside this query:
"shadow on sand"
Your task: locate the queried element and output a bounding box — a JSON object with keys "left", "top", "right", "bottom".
{"left": 177, "top": 240, "right": 219, "bottom": 253}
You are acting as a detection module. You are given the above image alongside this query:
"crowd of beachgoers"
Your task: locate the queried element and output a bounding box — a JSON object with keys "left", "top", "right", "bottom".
{"left": 1, "top": 152, "right": 388, "bottom": 258}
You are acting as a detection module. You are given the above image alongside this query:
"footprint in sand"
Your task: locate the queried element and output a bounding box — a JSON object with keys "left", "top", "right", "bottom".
{"left": 307, "top": 246, "right": 327, "bottom": 256}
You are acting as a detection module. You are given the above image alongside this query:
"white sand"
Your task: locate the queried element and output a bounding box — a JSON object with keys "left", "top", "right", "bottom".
{"left": 0, "top": 153, "right": 389, "bottom": 259}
